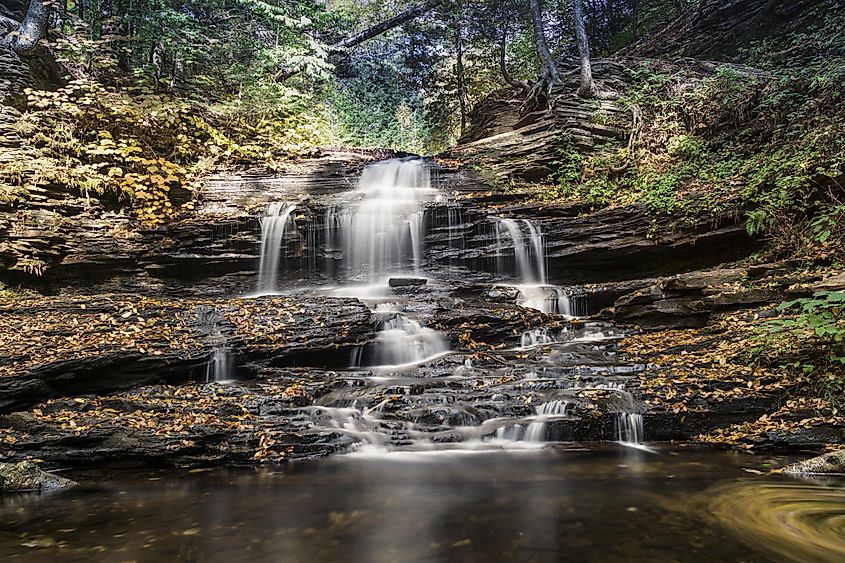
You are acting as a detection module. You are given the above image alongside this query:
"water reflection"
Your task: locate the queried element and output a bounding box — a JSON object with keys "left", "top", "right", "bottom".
{"left": 0, "top": 448, "right": 839, "bottom": 562}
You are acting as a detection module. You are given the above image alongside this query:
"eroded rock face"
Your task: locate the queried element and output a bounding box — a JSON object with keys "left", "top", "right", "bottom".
{"left": 784, "top": 449, "right": 845, "bottom": 475}
{"left": 0, "top": 461, "right": 76, "bottom": 492}
{"left": 0, "top": 294, "right": 378, "bottom": 412}
{"left": 624, "top": 0, "right": 831, "bottom": 60}
{"left": 612, "top": 262, "right": 832, "bottom": 330}
{"left": 443, "top": 61, "right": 631, "bottom": 183}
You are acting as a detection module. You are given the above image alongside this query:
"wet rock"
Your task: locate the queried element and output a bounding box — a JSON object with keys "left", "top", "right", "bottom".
{"left": 388, "top": 277, "right": 428, "bottom": 287}
{"left": 784, "top": 449, "right": 845, "bottom": 475}
{"left": 0, "top": 461, "right": 76, "bottom": 492}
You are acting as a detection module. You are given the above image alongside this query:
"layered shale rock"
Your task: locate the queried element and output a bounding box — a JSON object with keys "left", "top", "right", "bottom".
{"left": 0, "top": 294, "right": 377, "bottom": 412}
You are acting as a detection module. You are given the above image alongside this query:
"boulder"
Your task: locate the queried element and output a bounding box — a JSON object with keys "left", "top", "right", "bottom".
{"left": 0, "top": 461, "right": 77, "bottom": 492}
{"left": 784, "top": 449, "right": 845, "bottom": 476}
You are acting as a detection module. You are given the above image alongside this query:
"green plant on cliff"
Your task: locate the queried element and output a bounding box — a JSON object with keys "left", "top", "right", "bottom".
{"left": 747, "top": 292, "right": 845, "bottom": 410}
{"left": 18, "top": 80, "right": 245, "bottom": 225}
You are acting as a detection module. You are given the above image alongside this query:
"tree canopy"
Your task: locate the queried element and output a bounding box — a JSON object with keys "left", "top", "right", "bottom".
{"left": 2, "top": 0, "right": 678, "bottom": 152}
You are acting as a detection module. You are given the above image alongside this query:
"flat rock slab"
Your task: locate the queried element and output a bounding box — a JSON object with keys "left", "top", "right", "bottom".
{"left": 388, "top": 277, "right": 428, "bottom": 287}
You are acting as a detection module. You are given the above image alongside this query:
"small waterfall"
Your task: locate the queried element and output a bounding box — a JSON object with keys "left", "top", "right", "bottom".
{"left": 523, "top": 421, "right": 547, "bottom": 442}
{"left": 351, "top": 314, "right": 449, "bottom": 368}
{"left": 492, "top": 401, "right": 570, "bottom": 444}
{"left": 257, "top": 202, "right": 297, "bottom": 293}
{"left": 206, "top": 344, "right": 232, "bottom": 383}
{"left": 515, "top": 285, "right": 589, "bottom": 317}
{"left": 535, "top": 400, "right": 569, "bottom": 416}
{"left": 492, "top": 217, "right": 590, "bottom": 317}
{"left": 521, "top": 328, "right": 555, "bottom": 348}
{"left": 555, "top": 288, "right": 589, "bottom": 317}
{"left": 615, "top": 413, "right": 644, "bottom": 444}
{"left": 325, "top": 159, "right": 440, "bottom": 281}
{"left": 494, "top": 218, "right": 546, "bottom": 284}
{"left": 304, "top": 406, "right": 390, "bottom": 447}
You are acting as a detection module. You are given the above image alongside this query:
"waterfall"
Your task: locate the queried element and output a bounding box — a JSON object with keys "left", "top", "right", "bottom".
{"left": 615, "top": 413, "right": 644, "bottom": 444}
{"left": 351, "top": 314, "right": 450, "bottom": 368}
{"left": 206, "top": 344, "right": 232, "bottom": 383}
{"left": 326, "top": 159, "right": 440, "bottom": 281}
{"left": 257, "top": 202, "right": 297, "bottom": 293}
{"left": 492, "top": 217, "right": 590, "bottom": 317}
{"left": 535, "top": 400, "right": 569, "bottom": 416}
{"left": 494, "top": 218, "right": 547, "bottom": 284}
{"left": 492, "top": 401, "right": 570, "bottom": 444}
{"left": 513, "top": 285, "right": 589, "bottom": 317}
{"left": 521, "top": 328, "right": 555, "bottom": 348}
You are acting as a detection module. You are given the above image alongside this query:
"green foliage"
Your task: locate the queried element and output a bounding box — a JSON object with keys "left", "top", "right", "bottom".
{"left": 751, "top": 291, "right": 845, "bottom": 409}
{"left": 812, "top": 205, "right": 845, "bottom": 245}
{"left": 19, "top": 80, "right": 252, "bottom": 225}
{"left": 744, "top": 209, "right": 769, "bottom": 236}
{"left": 769, "top": 292, "right": 845, "bottom": 351}
{"left": 325, "top": 59, "right": 435, "bottom": 153}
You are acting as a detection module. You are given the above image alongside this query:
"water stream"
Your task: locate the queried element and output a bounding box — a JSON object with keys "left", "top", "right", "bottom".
{"left": 491, "top": 216, "right": 588, "bottom": 315}
{"left": 325, "top": 158, "right": 440, "bottom": 281}
{"left": 256, "top": 201, "right": 297, "bottom": 294}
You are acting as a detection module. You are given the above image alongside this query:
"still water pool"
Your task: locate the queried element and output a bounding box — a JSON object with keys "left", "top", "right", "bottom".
{"left": 1, "top": 446, "right": 843, "bottom": 562}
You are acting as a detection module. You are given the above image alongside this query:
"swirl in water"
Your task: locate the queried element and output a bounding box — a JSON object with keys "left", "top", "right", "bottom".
{"left": 706, "top": 480, "right": 845, "bottom": 563}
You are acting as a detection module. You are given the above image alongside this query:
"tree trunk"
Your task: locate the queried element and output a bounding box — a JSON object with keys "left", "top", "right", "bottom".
{"left": 574, "top": 0, "right": 597, "bottom": 98}
{"left": 632, "top": 0, "right": 640, "bottom": 39}
{"left": 150, "top": 40, "right": 164, "bottom": 89}
{"left": 499, "top": 28, "right": 530, "bottom": 95}
{"left": 528, "top": 0, "right": 560, "bottom": 85}
{"left": 8, "top": 0, "right": 50, "bottom": 54}
{"left": 455, "top": 15, "right": 467, "bottom": 136}
{"left": 334, "top": 0, "right": 443, "bottom": 50}
{"left": 276, "top": 0, "right": 443, "bottom": 83}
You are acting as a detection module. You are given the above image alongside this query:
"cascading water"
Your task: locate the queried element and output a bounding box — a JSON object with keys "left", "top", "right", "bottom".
{"left": 326, "top": 159, "right": 440, "bottom": 281}
{"left": 351, "top": 314, "right": 450, "bottom": 369}
{"left": 494, "top": 218, "right": 546, "bottom": 284}
{"left": 206, "top": 344, "right": 232, "bottom": 383}
{"left": 241, "top": 158, "right": 645, "bottom": 455}
{"left": 493, "top": 400, "right": 571, "bottom": 444}
{"left": 615, "top": 413, "right": 644, "bottom": 445}
{"left": 521, "top": 328, "right": 556, "bottom": 348}
{"left": 493, "top": 217, "right": 588, "bottom": 316}
{"left": 314, "top": 159, "right": 453, "bottom": 369}
{"left": 257, "top": 202, "right": 297, "bottom": 293}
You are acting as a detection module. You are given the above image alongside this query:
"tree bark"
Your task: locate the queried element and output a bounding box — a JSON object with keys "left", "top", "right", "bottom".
{"left": 528, "top": 0, "right": 560, "bottom": 85}
{"left": 7, "top": 0, "right": 50, "bottom": 54}
{"left": 574, "top": 0, "right": 597, "bottom": 98}
{"left": 150, "top": 39, "right": 164, "bottom": 89}
{"left": 455, "top": 15, "right": 467, "bottom": 136}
